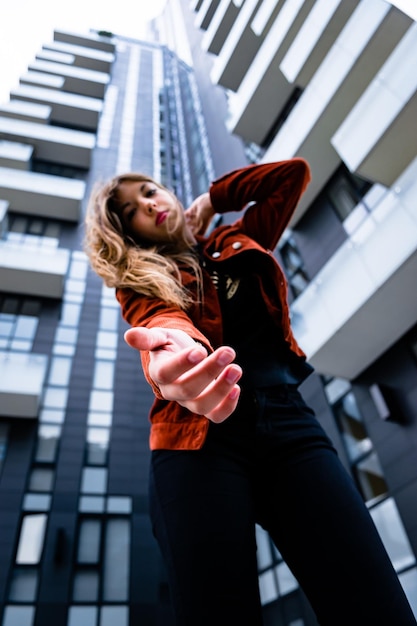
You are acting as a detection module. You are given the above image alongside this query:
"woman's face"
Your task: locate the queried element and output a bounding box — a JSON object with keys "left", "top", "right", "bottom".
{"left": 114, "top": 180, "right": 192, "bottom": 244}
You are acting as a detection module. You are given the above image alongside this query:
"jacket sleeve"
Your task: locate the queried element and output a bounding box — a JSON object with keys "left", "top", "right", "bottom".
{"left": 209, "top": 159, "right": 311, "bottom": 251}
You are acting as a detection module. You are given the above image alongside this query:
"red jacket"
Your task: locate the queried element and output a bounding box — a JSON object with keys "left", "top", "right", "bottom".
{"left": 116, "top": 159, "right": 311, "bottom": 450}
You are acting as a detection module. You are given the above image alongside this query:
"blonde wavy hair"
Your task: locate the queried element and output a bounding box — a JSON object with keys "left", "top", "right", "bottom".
{"left": 84, "top": 173, "right": 202, "bottom": 309}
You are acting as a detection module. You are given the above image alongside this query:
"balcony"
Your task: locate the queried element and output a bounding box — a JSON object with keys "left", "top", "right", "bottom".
{"left": 0, "top": 100, "right": 51, "bottom": 125}
{"left": 195, "top": 0, "right": 222, "bottom": 30}
{"left": 331, "top": 21, "right": 417, "bottom": 188}
{"left": 43, "top": 41, "right": 115, "bottom": 73}
{"left": 210, "top": 0, "right": 263, "bottom": 91}
{"left": 262, "top": 3, "right": 412, "bottom": 223}
{"left": 201, "top": 0, "right": 241, "bottom": 55}
{"left": 0, "top": 117, "right": 95, "bottom": 169}
{"left": 0, "top": 240, "right": 70, "bottom": 298}
{"left": 53, "top": 29, "right": 116, "bottom": 54}
{"left": 20, "top": 71, "right": 65, "bottom": 91}
{"left": 290, "top": 159, "right": 417, "bottom": 379}
{"left": 0, "top": 351, "right": 48, "bottom": 419}
{"left": 11, "top": 85, "right": 103, "bottom": 131}
{"left": 0, "top": 167, "right": 85, "bottom": 221}
{"left": 0, "top": 141, "right": 33, "bottom": 170}
{"left": 27, "top": 60, "right": 109, "bottom": 99}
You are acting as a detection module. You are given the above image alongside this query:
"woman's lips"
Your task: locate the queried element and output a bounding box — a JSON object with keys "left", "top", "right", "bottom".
{"left": 156, "top": 211, "right": 168, "bottom": 225}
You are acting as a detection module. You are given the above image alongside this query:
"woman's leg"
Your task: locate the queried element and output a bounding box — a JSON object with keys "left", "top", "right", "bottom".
{"left": 254, "top": 387, "right": 417, "bottom": 626}
{"left": 149, "top": 442, "right": 263, "bottom": 626}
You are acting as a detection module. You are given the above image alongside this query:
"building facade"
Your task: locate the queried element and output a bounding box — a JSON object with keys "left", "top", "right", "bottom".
{"left": 157, "top": 1, "right": 417, "bottom": 624}
{"left": 0, "top": 1, "right": 417, "bottom": 626}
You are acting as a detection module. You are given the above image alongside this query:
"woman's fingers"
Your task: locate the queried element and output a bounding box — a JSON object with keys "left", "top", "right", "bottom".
{"left": 124, "top": 326, "right": 242, "bottom": 422}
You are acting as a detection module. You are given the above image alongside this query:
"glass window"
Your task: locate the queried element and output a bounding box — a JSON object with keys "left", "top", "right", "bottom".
{"left": 107, "top": 497, "right": 132, "bottom": 514}
{"left": 89, "top": 391, "right": 114, "bottom": 413}
{"left": 16, "top": 514, "right": 47, "bottom": 564}
{"left": 48, "top": 357, "right": 72, "bottom": 386}
{"left": 28, "top": 468, "right": 54, "bottom": 492}
{"left": 99, "top": 308, "right": 119, "bottom": 331}
{"left": 370, "top": 498, "right": 416, "bottom": 571}
{"left": 333, "top": 392, "right": 372, "bottom": 461}
{"left": 43, "top": 387, "right": 68, "bottom": 410}
{"left": 275, "top": 561, "right": 298, "bottom": 595}
{"left": 60, "top": 303, "right": 81, "bottom": 327}
{"left": 81, "top": 468, "right": 108, "bottom": 494}
{"left": 39, "top": 408, "right": 65, "bottom": 424}
{"left": 8, "top": 568, "right": 38, "bottom": 602}
{"left": 354, "top": 451, "right": 388, "bottom": 504}
{"left": 258, "top": 569, "right": 278, "bottom": 605}
{"left": 79, "top": 496, "right": 106, "bottom": 513}
{"left": 77, "top": 519, "right": 101, "bottom": 564}
{"left": 35, "top": 425, "right": 61, "bottom": 462}
{"left": 97, "top": 331, "right": 117, "bottom": 350}
{"left": 55, "top": 327, "right": 78, "bottom": 345}
{"left": 256, "top": 524, "right": 273, "bottom": 569}
{"left": 87, "top": 411, "right": 112, "bottom": 427}
{"left": 100, "top": 606, "right": 129, "bottom": 626}
{"left": 103, "top": 519, "right": 130, "bottom": 601}
{"left": 399, "top": 567, "right": 417, "bottom": 617}
{"left": 23, "top": 494, "right": 51, "bottom": 512}
{"left": 2, "top": 606, "right": 35, "bottom": 626}
{"left": 73, "top": 571, "right": 99, "bottom": 602}
{"left": 86, "top": 428, "right": 109, "bottom": 466}
{"left": 67, "top": 606, "right": 98, "bottom": 626}
{"left": 93, "top": 361, "right": 114, "bottom": 390}
{"left": 69, "top": 260, "right": 88, "bottom": 280}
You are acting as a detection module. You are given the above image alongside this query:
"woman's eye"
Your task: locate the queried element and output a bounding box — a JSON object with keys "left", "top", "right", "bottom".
{"left": 147, "top": 188, "right": 156, "bottom": 197}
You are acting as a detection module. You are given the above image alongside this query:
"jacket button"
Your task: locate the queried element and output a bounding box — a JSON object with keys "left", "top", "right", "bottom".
{"left": 212, "top": 251, "right": 221, "bottom": 258}
{"left": 232, "top": 241, "right": 242, "bottom": 250}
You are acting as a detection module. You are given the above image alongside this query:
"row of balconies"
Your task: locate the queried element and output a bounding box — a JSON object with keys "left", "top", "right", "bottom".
{"left": 194, "top": 1, "right": 417, "bottom": 379}
{"left": 0, "top": 30, "right": 115, "bottom": 418}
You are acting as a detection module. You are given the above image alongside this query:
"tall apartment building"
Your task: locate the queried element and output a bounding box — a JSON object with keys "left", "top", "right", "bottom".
{"left": 0, "top": 25, "right": 247, "bottom": 626}
{"left": 0, "top": 2, "right": 416, "bottom": 626}
{"left": 156, "top": 1, "right": 417, "bottom": 624}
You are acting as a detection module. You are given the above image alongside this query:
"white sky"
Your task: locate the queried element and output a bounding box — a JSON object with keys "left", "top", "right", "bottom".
{"left": 0, "top": 0, "right": 168, "bottom": 105}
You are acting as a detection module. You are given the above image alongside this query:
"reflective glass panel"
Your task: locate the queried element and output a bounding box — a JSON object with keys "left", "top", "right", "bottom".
{"left": 77, "top": 519, "right": 101, "bottom": 564}
{"left": 8, "top": 569, "right": 38, "bottom": 602}
{"left": 73, "top": 571, "right": 99, "bottom": 602}
{"left": 16, "top": 514, "right": 47, "bottom": 564}
{"left": 103, "top": 519, "right": 130, "bottom": 601}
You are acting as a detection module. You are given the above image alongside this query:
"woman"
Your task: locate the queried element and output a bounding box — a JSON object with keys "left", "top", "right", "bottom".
{"left": 85, "top": 159, "right": 416, "bottom": 626}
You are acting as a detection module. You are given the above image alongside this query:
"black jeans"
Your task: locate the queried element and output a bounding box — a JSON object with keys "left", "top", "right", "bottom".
{"left": 149, "top": 386, "right": 416, "bottom": 626}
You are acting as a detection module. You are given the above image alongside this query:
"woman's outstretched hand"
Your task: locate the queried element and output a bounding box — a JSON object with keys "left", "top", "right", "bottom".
{"left": 124, "top": 327, "right": 242, "bottom": 423}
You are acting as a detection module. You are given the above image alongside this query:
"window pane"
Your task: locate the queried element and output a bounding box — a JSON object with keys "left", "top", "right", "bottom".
{"left": 399, "top": 567, "right": 417, "bottom": 618}
{"left": 60, "top": 303, "right": 81, "bottom": 326}
{"left": 2, "top": 606, "right": 35, "bottom": 626}
{"left": 48, "top": 357, "right": 72, "bottom": 386}
{"left": 79, "top": 496, "right": 106, "bottom": 513}
{"left": 258, "top": 570, "right": 278, "bottom": 605}
{"left": 370, "top": 498, "right": 415, "bottom": 571}
{"left": 81, "top": 468, "right": 107, "bottom": 494}
{"left": 23, "top": 494, "right": 51, "bottom": 511}
{"left": 106, "top": 497, "right": 132, "bottom": 514}
{"left": 97, "top": 331, "right": 117, "bottom": 349}
{"left": 89, "top": 391, "right": 113, "bottom": 413}
{"left": 77, "top": 520, "right": 101, "bottom": 564}
{"left": 28, "top": 468, "right": 54, "bottom": 492}
{"left": 87, "top": 412, "right": 112, "bottom": 427}
{"left": 99, "top": 308, "right": 119, "bottom": 331}
{"left": 43, "top": 387, "right": 68, "bottom": 409}
{"left": 9, "top": 569, "right": 38, "bottom": 602}
{"left": 67, "top": 606, "right": 98, "bottom": 626}
{"left": 100, "top": 606, "right": 129, "bottom": 626}
{"left": 103, "top": 519, "right": 130, "bottom": 601}
{"left": 35, "top": 425, "right": 61, "bottom": 462}
{"left": 39, "top": 408, "right": 65, "bottom": 424}
{"left": 334, "top": 392, "right": 372, "bottom": 461}
{"left": 14, "top": 316, "right": 38, "bottom": 340}
{"left": 16, "top": 514, "right": 47, "bottom": 564}
{"left": 86, "top": 428, "right": 109, "bottom": 466}
{"left": 354, "top": 452, "right": 388, "bottom": 504}
{"left": 93, "top": 361, "right": 114, "bottom": 390}
{"left": 73, "top": 571, "right": 99, "bottom": 602}
{"left": 275, "top": 561, "right": 298, "bottom": 595}
{"left": 256, "top": 524, "right": 272, "bottom": 569}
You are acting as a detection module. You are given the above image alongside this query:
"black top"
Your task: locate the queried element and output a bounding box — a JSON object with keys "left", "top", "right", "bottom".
{"left": 206, "top": 261, "right": 313, "bottom": 388}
